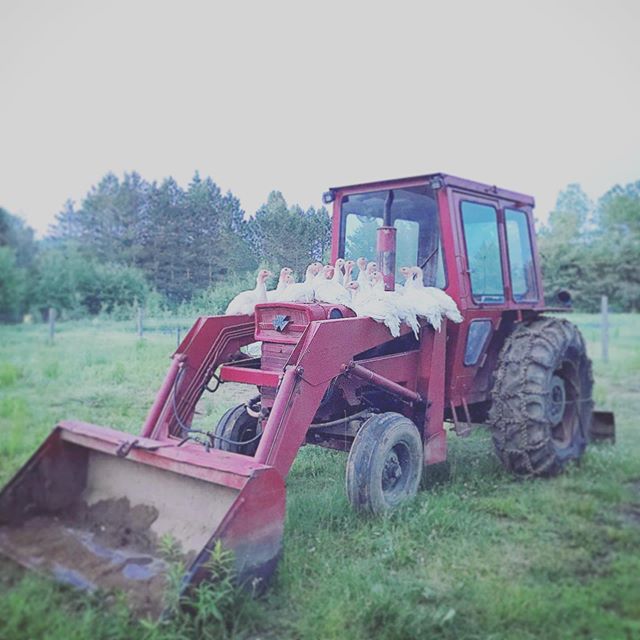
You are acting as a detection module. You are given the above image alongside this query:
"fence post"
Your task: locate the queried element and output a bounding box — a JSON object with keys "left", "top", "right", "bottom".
{"left": 601, "top": 295, "right": 609, "bottom": 363}
{"left": 137, "top": 304, "right": 144, "bottom": 339}
{"left": 48, "top": 307, "right": 56, "bottom": 344}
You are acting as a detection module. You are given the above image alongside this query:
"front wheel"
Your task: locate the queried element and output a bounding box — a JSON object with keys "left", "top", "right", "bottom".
{"left": 346, "top": 412, "right": 423, "bottom": 515}
{"left": 213, "top": 403, "right": 261, "bottom": 456}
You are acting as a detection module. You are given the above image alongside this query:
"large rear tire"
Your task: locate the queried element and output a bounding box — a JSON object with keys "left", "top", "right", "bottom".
{"left": 346, "top": 412, "right": 423, "bottom": 514}
{"left": 488, "top": 317, "right": 593, "bottom": 477}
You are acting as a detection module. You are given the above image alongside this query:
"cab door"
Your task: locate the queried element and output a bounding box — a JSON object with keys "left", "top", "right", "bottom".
{"left": 446, "top": 191, "right": 506, "bottom": 403}
{"left": 456, "top": 195, "right": 507, "bottom": 307}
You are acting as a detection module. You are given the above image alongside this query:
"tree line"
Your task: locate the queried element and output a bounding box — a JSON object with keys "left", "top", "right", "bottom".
{"left": 0, "top": 172, "right": 331, "bottom": 321}
{"left": 0, "top": 173, "right": 638, "bottom": 321}
{"left": 537, "top": 181, "right": 640, "bottom": 312}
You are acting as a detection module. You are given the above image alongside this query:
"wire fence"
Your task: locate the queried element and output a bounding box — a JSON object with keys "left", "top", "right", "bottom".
{"left": 39, "top": 297, "right": 623, "bottom": 357}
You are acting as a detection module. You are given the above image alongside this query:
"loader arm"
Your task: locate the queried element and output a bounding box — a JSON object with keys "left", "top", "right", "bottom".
{"left": 143, "top": 315, "right": 256, "bottom": 440}
{"left": 0, "top": 312, "right": 435, "bottom": 617}
{"left": 140, "top": 312, "right": 432, "bottom": 480}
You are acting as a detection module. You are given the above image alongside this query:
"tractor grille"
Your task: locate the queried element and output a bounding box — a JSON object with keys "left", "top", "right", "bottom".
{"left": 260, "top": 342, "right": 297, "bottom": 409}
{"left": 262, "top": 342, "right": 295, "bottom": 371}
{"left": 254, "top": 302, "right": 355, "bottom": 345}
{"left": 254, "top": 302, "right": 355, "bottom": 409}
{"left": 255, "top": 305, "right": 312, "bottom": 345}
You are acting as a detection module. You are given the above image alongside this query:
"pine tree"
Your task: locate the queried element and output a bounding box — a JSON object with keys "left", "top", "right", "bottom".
{"left": 247, "top": 192, "right": 331, "bottom": 278}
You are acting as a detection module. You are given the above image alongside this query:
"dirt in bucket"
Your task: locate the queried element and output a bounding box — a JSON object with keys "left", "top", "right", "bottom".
{"left": 0, "top": 497, "right": 186, "bottom": 618}
{"left": 69, "top": 498, "right": 160, "bottom": 552}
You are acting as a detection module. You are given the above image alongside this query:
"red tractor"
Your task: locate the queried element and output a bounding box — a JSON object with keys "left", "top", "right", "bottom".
{"left": 0, "top": 173, "right": 614, "bottom": 616}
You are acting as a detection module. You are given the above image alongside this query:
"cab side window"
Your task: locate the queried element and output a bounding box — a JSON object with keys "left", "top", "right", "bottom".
{"left": 505, "top": 209, "right": 538, "bottom": 301}
{"left": 460, "top": 201, "right": 504, "bottom": 303}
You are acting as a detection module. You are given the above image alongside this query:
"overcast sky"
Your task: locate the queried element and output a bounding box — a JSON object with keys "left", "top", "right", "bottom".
{"left": 1, "top": 0, "right": 639, "bottom": 236}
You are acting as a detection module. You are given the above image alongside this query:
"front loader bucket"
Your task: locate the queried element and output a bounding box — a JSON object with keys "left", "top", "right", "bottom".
{"left": 590, "top": 410, "right": 616, "bottom": 443}
{"left": 0, "top": 421, "right": 285, "bottom": 618}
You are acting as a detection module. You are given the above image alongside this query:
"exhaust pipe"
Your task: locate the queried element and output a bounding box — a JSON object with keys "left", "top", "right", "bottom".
{"left": 376, "top": 190, "right": 397, "bottom": 291}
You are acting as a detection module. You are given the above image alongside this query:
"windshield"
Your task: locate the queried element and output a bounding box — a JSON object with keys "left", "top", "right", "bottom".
{"left": 340, "top": 185, "right": 445, "bottom": 287}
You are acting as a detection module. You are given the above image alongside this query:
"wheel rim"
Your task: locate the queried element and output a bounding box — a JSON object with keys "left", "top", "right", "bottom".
{"left": 549, "top": 375, "right": 566, "bottom": 426}
{"left": 550, "top": 363, "right": 579, "bottom": 449}
{"left": 381, "top": 442, "right": 411, "bottom": 500}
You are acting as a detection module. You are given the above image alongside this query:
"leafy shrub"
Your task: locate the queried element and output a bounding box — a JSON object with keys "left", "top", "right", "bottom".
{"left": 0, "top": 247, "right": 27, "bottom": 321}
{"left": 185, "top": 272, "right": 256, "bottom": 316}
{"left": 79, "top": 262, "right": 149, "bottom": 315}
{"left": 32, "top": 245, "right": 149, "bottom": 317}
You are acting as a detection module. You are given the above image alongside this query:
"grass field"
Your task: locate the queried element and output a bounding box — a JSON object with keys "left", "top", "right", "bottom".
{"left": 0, "top": 314, "right": 639, "bottom": 639}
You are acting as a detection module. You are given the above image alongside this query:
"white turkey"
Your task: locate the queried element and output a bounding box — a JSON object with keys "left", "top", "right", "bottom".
{"left": 398, "top": 266, "right": 444, "bottom": 331}
{"left": 343, "top": 260, "right": 356, "bottom": 287}
{"left": 269, "top": 274, "right": 297, "bottom": 302}
{"left": 348, "top": 279, "right": 402, "bottom": 338}
{"left": 371, "top": 272, "right": 420, "bottom": 339}
{"left": 356, "top": 257, "right": 371, "bottom": 294}
{"left": 278, "top": 263, "right": 320, "bottom": 303}
{"left": 308, "top": 261, "right": 323, "bottom": 277}
{"left": 225, "top": 269, "right": 273, "bottom": 316}
{"left": 332, "top": 258, "right": 346, "bottom": 286}
{"left": 408, "top": 266, "right": 463, "bottom": 324}
{"left": 312, "top": 263, "right": 331, "bottom": 288}
{"left": 371, "top": 269, "right": 385, "bottom": 292}
{"left": 314, "top": 264, "right": 352, "bottom": 306}
{"left": 267, "top": 267, "right": 293, "bottom": 301}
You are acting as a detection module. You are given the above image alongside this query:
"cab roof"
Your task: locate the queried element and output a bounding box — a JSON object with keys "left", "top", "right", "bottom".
{"left": 329, "top": 173, "right": 535, "bottom": 207}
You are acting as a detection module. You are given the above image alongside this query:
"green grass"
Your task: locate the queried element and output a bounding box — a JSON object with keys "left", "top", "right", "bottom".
{"left": 0, "top": 314, "right": 639, "bottom": 639}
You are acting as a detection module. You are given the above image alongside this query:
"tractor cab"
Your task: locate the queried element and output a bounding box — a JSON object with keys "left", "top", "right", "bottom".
{"left": 326, "top": 173, "right": 543, "bottom": 315}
